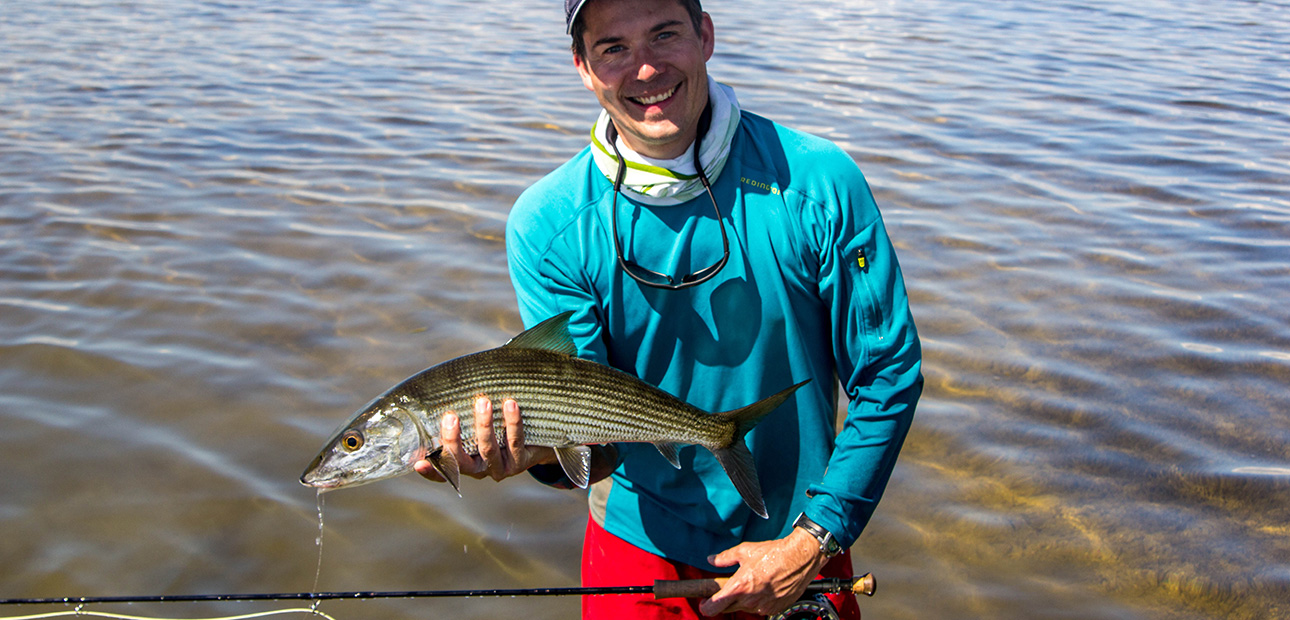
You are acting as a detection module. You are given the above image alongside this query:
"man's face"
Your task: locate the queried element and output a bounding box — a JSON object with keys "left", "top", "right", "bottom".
{"left": 573, "top": 0, "right": 714, "bottom": 160}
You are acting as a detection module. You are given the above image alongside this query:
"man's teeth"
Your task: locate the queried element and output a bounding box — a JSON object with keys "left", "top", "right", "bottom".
{"left": 633, "top": 86, "right": 676, "bottom": 105}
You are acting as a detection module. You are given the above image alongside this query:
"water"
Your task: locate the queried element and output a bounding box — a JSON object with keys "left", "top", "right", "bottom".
{"left": 1, "top": 0, "right": 1287, "bottom": 618}
{"left": 313, "top": 491, "right": 325, "bottom": 595}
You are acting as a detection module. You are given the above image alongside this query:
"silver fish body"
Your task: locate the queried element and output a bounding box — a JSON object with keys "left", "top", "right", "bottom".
{"left": 300, "top": 312, "right": 807, "bottom": 518}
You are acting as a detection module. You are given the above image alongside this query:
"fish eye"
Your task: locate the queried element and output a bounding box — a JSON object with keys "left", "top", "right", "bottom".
{"left": 340, "top": 430, "right": 365, "bottom": 451}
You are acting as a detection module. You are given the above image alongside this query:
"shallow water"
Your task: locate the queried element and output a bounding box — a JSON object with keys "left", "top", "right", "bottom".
{"left": 2, "top": 1, "right": 1288, "bottom": 619}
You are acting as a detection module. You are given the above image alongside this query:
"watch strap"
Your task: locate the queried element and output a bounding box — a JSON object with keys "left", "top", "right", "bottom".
{"left": 793, "top": 513, "right": 843, "bottom": 557}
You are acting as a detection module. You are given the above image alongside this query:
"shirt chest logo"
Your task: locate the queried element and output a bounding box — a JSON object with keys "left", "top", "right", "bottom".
{"left": 740, "top": 176, "right": 781, "bottom": 196}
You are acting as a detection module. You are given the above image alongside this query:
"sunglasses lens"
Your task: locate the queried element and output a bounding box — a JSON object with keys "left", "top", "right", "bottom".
{"left": 621, "top": 261, "right": 676, "bottom": 287}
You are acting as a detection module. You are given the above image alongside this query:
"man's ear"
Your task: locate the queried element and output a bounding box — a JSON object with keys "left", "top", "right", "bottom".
{"left": 700, "top": 12, "right": 715, "bottom": 62}
{"left": 573, "top": 51, "right": 596, "bottom": 92}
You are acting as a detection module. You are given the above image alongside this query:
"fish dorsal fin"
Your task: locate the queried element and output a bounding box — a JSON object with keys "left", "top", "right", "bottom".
{"left": 503, "top": 311, "right": 577, "bottom": 356}
{"left": 554, "top": 445, "right": 592, "bottom": 489}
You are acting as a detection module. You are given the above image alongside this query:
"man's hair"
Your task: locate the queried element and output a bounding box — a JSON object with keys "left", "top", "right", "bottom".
{"left": 571, "top": 0, "right": 704, "bottom": 60}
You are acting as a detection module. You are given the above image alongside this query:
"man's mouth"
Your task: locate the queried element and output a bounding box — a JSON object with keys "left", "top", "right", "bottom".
{"left": 630, "top": 85, "right": 678, "bottom": 106}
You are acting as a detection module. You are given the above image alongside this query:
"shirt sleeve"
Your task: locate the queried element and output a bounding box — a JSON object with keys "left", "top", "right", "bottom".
{"left": 803, "top": 162, "right": 923, "bottom": 549}
{"left": 505, "top": 199, "right": 610, "bottom": 364}
{"left": 505, "top": 197, "right": 622, "bottom": 487}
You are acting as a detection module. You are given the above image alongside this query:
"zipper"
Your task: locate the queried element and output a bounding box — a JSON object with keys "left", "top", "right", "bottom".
{"left": 854, "top": 247, "right": 885, "bottom": 341}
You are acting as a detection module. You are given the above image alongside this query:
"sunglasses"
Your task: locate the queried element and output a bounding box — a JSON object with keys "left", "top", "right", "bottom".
{"left": 606, "top": 105, "right": 730, "bottom": 290}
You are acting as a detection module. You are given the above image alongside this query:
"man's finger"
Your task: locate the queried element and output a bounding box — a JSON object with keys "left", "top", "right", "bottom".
{"left": 441, "top": 412, "right": 460, "bottom": 448}
{"left": 502, "top": 399, "right": 525, "bottom": 470}
{"left": 473, "top": 396, "right": 505, "bottom": 480}
{"left": 707, "top": 544, "right": 744, "bottom": 570}
{"left": 442, "top": 411, "right": 482, "bottom": 478}
{"left": 699, "top": 577, "right": 745, "bottom": 617}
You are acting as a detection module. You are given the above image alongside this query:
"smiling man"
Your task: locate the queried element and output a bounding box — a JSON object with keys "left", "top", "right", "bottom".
{"left": 418, "top": 0, "right": 924, "bottom": 617}
{"left": 572, "top": 0, "right": 713, "bottom": 160}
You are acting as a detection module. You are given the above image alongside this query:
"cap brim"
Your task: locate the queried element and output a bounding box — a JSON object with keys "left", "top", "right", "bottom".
{"left": 565, "top": 0, "right": 587, "bottom": 34}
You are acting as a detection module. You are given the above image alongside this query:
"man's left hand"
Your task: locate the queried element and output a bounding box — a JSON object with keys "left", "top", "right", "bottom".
{"left": 700, "top": 527, "right": 831, "bottom": 617}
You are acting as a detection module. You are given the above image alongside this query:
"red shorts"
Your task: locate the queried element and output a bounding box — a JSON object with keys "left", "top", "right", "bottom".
{"left": 581, "top": 515, "right": 862, "bottom": 619}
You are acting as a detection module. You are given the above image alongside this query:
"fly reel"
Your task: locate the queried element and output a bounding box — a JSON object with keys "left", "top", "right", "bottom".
{"left": 767, "top": 573, "right": 875, "bottom": 620}
{"left": 770, "top": 593, "right": 841, "bottom": 620}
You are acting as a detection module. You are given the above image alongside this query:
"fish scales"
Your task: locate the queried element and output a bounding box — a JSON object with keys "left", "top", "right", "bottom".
{"left": 415, "top": 348, "right": 727, "bottom": 450}
{"left": 301, "top": 311, "right": 806, "bottom": 518}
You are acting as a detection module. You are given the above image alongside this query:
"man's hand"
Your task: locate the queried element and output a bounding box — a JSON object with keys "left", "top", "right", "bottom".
{"left": 413, "top": 396, "right": 556, "bottom": 483}
{"left": 699, "top": 527, "right": 831, "bottom": 617}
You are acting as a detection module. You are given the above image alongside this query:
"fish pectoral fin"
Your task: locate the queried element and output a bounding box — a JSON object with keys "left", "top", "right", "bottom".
{"left": 554, "top": 446, "right": 592, "bottom": 489}
{"left": 653, "top": 443, "right": 682, "bottom": 469}
{"left": 428, "top": 447, "right": 462, "bottom": 497}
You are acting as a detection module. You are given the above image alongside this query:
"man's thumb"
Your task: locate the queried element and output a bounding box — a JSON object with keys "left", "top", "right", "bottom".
{"left": 707, "top": 545, "right": 742, "bottom": 569}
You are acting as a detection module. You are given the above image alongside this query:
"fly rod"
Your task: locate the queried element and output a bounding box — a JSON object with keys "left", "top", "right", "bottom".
{"left": 0, "top": 574, "right": 874, "bottom": 606}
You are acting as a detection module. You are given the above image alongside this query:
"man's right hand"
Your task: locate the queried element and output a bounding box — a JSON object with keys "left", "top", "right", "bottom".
{"left": 413, "top": 396, "right": 556, "bottom": 483}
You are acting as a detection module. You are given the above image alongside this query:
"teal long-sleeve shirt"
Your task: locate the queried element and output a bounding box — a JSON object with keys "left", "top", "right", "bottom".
{"left": 505, "top": 110, "right": 922, "bottom": 570}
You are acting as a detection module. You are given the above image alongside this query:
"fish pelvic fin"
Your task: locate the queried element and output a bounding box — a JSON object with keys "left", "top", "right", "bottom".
{"left": 555, "top": 445, "right": 592, "bottom": 489}
{"left": 711, "top": 379, "right": 812, "bottom": 519}
{"left": 503, "top": 311, "right": 577, "bottom": 356}
{"left": 712, "top": 442, "right": 766, "bottom": 519}
{"left": 653, "top": 442, "right": 683, "bottom": 469}
{"left": 427, "top": 447, "right": 462, "bottom": 497}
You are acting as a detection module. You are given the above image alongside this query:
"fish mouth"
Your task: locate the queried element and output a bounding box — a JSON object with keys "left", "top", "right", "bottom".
{"left": 299, "top": 470, "right": 335, "bottom": 488}
{"left": 300, "top": 465, "right": 361, "bottom": 490}
{"left": 300, "top": 454, "right": 338, "bottom": 488}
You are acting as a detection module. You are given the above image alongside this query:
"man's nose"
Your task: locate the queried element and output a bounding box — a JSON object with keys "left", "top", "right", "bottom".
{"left": 634, "top": 48, "right": 662, "bottom": 81}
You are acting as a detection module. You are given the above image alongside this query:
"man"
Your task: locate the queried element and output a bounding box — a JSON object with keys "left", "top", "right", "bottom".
{"left": 414, "top": 0, "right": 922, "bottom": 617}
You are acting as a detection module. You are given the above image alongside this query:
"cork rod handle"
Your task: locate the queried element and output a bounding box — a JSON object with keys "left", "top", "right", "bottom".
{"left": 652, "top": 578, "right": 727, "bottom": 600}
{"left": 652, "top": 573, "right": 876, "bottom": 600}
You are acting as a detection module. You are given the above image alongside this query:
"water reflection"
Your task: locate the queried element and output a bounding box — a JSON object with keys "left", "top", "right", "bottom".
{"left": 1, "top": 0, "right": 1288, "bottom": 619}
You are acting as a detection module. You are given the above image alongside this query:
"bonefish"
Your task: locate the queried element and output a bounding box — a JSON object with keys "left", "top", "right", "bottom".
{"left": 300, "top": 311, "right": 807, "bottom": 518}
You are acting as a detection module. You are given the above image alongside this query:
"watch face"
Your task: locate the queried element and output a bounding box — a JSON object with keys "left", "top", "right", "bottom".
{"left": 824, "top": 539, "right": 842, "bottom": 556}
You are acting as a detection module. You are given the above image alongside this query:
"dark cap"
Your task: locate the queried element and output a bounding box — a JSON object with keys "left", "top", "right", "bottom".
{"left": 567, "top": 0, "right": 703, "bottom": 36}
{"left": 565, "top": 0, "right": 589, "bottom": 34}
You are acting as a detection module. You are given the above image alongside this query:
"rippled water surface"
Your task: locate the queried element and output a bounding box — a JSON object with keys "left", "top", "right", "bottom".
{"left": 2, "top": 1, "right": 1288, "bottom": 619}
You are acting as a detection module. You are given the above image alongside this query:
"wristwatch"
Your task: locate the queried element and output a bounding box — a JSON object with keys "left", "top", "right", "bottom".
{"left": 793, "top": 513, "right": 843, "bottom": 557}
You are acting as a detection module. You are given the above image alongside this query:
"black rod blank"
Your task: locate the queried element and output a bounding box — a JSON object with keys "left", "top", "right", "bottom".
{"left": 0, "top": 585, "right": 655, "bottom": 606}
{"left": 0, "top": 574, "right": 873, "bottom": 607}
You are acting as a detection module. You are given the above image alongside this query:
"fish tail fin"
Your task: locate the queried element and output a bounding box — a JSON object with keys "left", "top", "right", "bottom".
{"left": 720, "top": 379, "right": 812, "bottom": 434}
{"left": 711, "top": 379, "right": 811, "bottom": 519}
